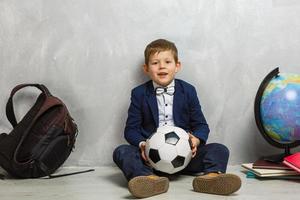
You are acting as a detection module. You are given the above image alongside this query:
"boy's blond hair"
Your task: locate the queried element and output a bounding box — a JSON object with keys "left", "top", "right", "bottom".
{"left": 144, "top": 39, "right": 178, "bottom": 65}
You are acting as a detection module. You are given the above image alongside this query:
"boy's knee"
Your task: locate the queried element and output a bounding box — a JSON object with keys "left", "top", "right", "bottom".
{"left": 209, "top": 143, "right": 229, "bottom": 157}
{"left": 113, "top": 144, "right": 136, "bottom": 161}
{"left": 113, "top": 144, "right": 128, "bottom": 157}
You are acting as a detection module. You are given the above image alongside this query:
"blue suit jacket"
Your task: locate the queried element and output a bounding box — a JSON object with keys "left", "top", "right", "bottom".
{"left": 124, "top": 79, "right": 210, "bottom": 147}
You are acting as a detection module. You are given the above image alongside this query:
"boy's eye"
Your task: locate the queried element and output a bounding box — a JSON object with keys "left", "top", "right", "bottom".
{"left": 166, "top": 61, "right": 172, "bottom": 64}
{"left": 151, "top": 62, "right": 158, "bottom": 65}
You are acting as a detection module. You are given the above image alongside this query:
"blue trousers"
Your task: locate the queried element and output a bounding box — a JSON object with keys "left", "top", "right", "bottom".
{"left": 113, "top": 143, "right": 229, "bottom": 181}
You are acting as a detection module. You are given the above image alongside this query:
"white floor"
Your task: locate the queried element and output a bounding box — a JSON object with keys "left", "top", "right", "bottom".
{"left": 1, "top": 165, "right": 300, "bottom": 200}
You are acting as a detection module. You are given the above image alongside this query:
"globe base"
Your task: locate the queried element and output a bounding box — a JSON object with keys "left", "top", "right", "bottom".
{"left": 263, "top": 154, "right": 288, "bottom": 163}
{"left": 262, "top": 146, "right": 291, "bottom": 163}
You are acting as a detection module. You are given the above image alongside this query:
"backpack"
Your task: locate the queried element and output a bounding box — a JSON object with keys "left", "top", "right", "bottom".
{"left": 0, "top": 84, "right": 78, "bottom": 178}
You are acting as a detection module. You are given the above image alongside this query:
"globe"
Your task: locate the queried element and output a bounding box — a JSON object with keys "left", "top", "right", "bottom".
{"left": 254, "top": 67, "right": 300, "bottom": 162}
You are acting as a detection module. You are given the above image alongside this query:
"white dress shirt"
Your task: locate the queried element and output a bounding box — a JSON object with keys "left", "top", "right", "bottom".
{"left": 153, "top": 80, "right": 175, "bottom": 127}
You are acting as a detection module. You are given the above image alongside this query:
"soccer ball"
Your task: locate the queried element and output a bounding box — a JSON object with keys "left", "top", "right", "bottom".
{"left": 145, "top": 126, "right": 192, "bottom": 174}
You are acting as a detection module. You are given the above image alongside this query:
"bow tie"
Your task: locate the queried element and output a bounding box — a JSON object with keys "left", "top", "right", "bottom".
{"left": 155, "top": 86, "right": 175, "bottom": 95}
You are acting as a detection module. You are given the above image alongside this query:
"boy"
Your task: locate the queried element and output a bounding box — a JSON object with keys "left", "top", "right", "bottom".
{"left": 113, "top": 39, "right": 241, "bottom": 198}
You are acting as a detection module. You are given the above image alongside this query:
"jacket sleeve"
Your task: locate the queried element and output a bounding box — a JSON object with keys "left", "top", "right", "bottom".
{"left": 124, "top": 89, "right": 147, "bottom": 147}
{"left": 189, "top": 86, "right": 210, "bottom": 144}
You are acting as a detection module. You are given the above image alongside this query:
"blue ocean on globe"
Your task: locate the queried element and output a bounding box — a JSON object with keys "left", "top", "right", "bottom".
{"left": 260, "top": 73, "right": 300, "bottom": 143}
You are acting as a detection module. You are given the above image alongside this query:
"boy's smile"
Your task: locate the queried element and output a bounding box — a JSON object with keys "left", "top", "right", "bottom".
{"left": 143, "top": 50, "right": 181, "bottom": 87}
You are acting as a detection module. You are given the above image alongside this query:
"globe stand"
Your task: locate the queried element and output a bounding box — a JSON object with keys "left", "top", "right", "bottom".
{"left": 254, "top": 67, "right": 300, "bottom": 163}
{"left": 262, "top": 146, "right": 291, "bottom": 163}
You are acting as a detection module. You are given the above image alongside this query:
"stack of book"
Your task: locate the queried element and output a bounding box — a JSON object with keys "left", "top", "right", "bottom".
{"left": 241, "top": 153, "right": 300, "bottom": 179}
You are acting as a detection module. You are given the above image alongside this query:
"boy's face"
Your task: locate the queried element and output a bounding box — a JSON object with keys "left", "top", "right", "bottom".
{"left": 143, "top": 50, "right": 181, "bottom": 87}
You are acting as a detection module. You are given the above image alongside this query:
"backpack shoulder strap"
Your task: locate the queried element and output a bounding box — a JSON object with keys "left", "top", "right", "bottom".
{"left": 6, "top": 84, "right": 52, "bottom": 128}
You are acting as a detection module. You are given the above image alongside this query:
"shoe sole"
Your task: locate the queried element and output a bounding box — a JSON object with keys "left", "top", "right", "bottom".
{"left": 193, "top": 173, "right": 241, "bottom": 195}
{"left": 128, "top": 176, "right": 169, "bottom": 198}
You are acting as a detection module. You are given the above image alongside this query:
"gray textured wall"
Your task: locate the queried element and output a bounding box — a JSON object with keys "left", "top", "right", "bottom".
{"left": 1, "top": 0, "right": 299, "bottom": 167}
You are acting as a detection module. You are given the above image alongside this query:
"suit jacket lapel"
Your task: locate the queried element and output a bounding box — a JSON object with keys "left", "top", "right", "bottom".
{"left": 173, "top": 79, "right": 184, "bottom": 125}
{"left": 146, "top": 82, "right": 159, "bottom": 127}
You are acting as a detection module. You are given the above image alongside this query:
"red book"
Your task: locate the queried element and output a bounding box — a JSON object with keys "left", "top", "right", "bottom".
{"left": 283, "top": 152, "right": 300, "bottom": 173}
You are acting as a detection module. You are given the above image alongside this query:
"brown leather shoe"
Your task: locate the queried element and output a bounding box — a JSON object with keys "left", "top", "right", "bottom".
{"left": 128, "top": 175, "right": 169, "bottom": 198}
{"left": 193, "top": 173, "right": 241, "bottom": 195}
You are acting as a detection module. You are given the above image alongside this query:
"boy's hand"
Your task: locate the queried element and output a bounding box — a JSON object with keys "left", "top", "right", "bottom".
{"left": 139, "top": 142, "right": 149, "bottom": 162}
{"left": 188, "top": 133, "right": 200, "bottom": 158}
